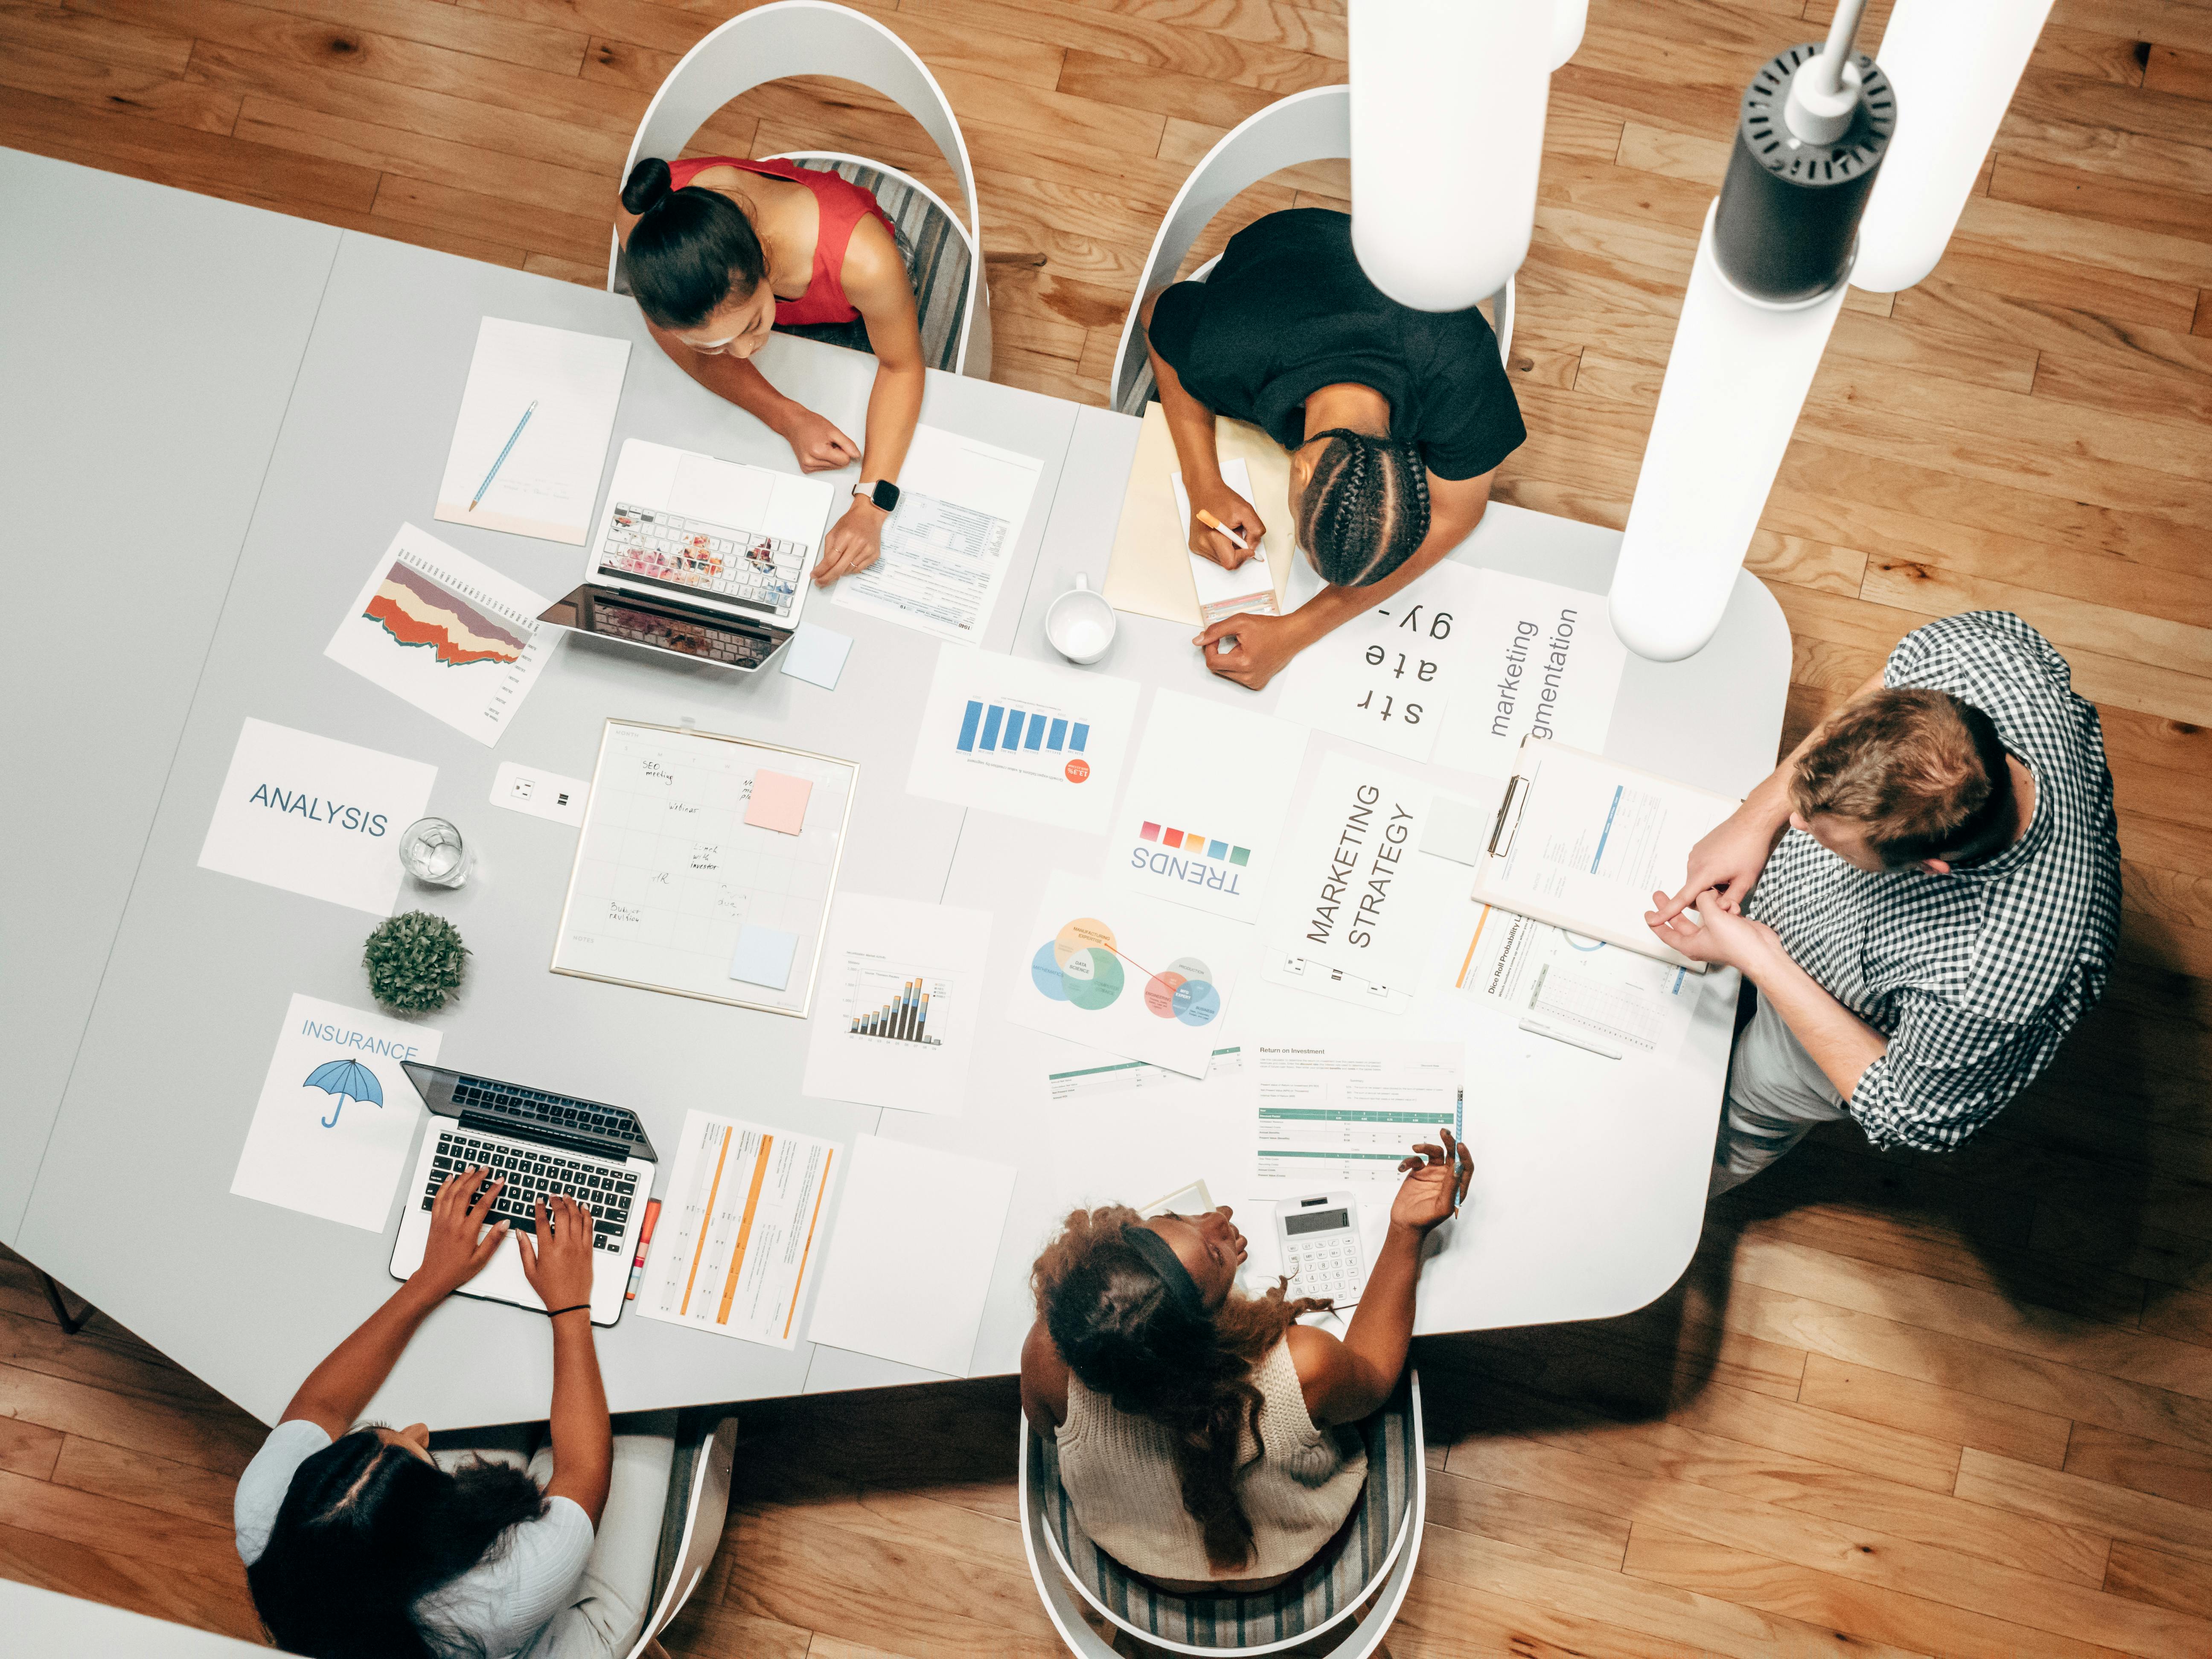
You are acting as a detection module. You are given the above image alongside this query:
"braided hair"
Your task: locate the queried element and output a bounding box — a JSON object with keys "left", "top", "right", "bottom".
{"left": 1033, "top": 1206, "right": 1333, "bottom": 1572}
{"left": 619, "top": 156, "right": 771, "bottom": 331}
{"left": 1296, "top": 428, "right": 1431, "bottom": 586}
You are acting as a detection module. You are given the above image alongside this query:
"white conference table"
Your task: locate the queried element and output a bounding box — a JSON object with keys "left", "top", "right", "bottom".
{"left": 2, "top": 149, "right": 1789, "bottom": 1429}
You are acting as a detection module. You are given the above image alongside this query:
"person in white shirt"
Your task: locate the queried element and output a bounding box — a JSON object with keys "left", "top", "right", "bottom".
{"left": 233, "top": 1170, "right": 658, "bottom": 1659}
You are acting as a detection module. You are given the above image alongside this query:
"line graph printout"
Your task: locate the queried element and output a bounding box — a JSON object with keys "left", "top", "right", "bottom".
{"left": 634, "top": 1110, "right": 838, "bottom": 1348}
{"left": 326, "top": 524, "right": 555, "bottom": 745}
{"left": 552, "top": 722, "right": 857, "bottom": 1015}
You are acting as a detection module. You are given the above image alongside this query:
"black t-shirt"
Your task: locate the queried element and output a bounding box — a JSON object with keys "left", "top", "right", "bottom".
{"left": 1148, "top": 209, "right": 1526, "bottom": 482}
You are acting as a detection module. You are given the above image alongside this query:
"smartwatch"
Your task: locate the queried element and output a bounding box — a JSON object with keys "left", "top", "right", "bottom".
{"left": 853, "top": 479, "right": 900, "bottom": 514}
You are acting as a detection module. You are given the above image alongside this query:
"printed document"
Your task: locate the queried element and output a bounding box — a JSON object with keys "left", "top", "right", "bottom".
{"left": 1250, "top": 1042, "right": 1464, "bottom": 1187}
{"left": 197, "top": 719, "right": 437, "bottom": 917}
{"left": 905, "top": 645, "right": 1140, "bottom": 834}
{"left": 230, "top": 995, "right": 437, "bottom": 1231}
{"left": 801, "top": 893, "right": 995, "bottom": 1117}
{"left": 1102, "top": 689, "right": 1310, "bottom": 925}
{"left": 831, "top": 425, "right": 1043, "bottom": 643}
{"left": 1472, "top": 743, "right": 1739, "bottom": 969}
{"left": 326, "top": 523, "right": 555, "bottom": 747}
{"left": 435, "top": 317, "right": 629, "bottom": 544}
{"left": 1453, "top": 902, "right": 1703, "bottom": 1061}
{"left": 634, "top": 1110, "right": 839, "bottom": 1348}
{"left": 1047, "top": 1047, "right": 1241, "bottom": 1104}
{"left": 806, "top": 1135, "right": 1018, "bottom": 1377}
{"left": 1172, "top": 459, "right": 1278, "bottom": 626}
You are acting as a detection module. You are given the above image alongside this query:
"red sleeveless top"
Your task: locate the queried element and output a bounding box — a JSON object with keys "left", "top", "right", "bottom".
{"left": 667, "top": 157, "right": 894, "bottom": 327}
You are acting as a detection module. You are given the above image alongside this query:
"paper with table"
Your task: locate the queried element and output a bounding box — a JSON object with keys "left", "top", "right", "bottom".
{"left": 435, "top": 318, "right": 629, "bottom": 544}
{"left": 633, "top": 1110, "right": 838, "bottom": 1349}
{"left": 1250, "top": 1041, "right": 1464, "bottom": 1188}
{"left": 230, "top": 995, "right": 438, "bottom": 1231}
{"left": 326, "top": 524, "right": 555, "bottom": 747}
{"left": 1104, "top": 407, "right": 1298, "bottom": 624}
{"left": 1101, "top": 689, "right": 1309, "bottom": 925}
{"left": 1452, "top": 901, "right": 1703, "bottom": 1060}
{"left": 805, "top": 1134, "right": 1018, "bottom": 1377}
{"left": 1274, "top": 565, "right": 1628, "bottom": 774}
{"left": 1171, "top": 458, "right": 1279, "bottom": 627}
{"left": 905, "top": 645, "right": 1139, "bottom": 834}
{"left": 197, "top": 718, "right": 437, "bottom": 916}
{"left": 550, "top": 720, "right": 856, "bottom": 1015}
{"left": 1472, "top": 742, "right": 1739, "bottom": 970}
{"left": 830, "top": 425, "right": 1042, "bottom": 643}
{"left": 1259, "top": 750, "right": 1466, "bottom": 1016}
{"left": 801, "top": 894, "right": 994, "bottom": 1117}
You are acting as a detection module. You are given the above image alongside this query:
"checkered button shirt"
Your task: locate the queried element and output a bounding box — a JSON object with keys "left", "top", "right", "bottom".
{"left": 1746, "top": 611, "right": 2121, "bottom": 1153}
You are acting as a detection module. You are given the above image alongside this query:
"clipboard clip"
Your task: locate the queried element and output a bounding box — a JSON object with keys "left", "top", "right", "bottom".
{"left": 1488, "top": 775, "right": 1529, "bottom": 860}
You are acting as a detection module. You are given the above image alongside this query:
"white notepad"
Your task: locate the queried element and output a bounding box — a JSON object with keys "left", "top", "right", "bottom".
{"left": 435, "top": 317, "right": 629, "bottom": 544}
{"left": 1470, "top": 742, "right": 1740, "bottom": 970}
{"left": 805, "top": 1135, "right": 1017, "bottom": 1376}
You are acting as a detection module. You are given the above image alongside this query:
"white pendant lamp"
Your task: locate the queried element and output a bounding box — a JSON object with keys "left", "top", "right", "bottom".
{"left": 1349, "top": 0, "right": 1553, "bottom": 311}
{"left": 1609, "top": 1, "right": 1896, "bottom": 661}
{"left": 1852, "top": 0, "right": 2056, "bottom": 293}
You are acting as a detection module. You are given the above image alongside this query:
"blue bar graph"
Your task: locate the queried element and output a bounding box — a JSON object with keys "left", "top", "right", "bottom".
{"left": 1047, "top": 717, "right": 1068, "bottom": 750}
{"left": 1003, "top": 710, "right": 1026, "bottom": 749}
{"left": 1024, "top": 717, "right": 1046, "bottom": 750}
{"left": 1070, "top": 724, "right": 1089, "bottom": 751}
{"left": 958, "top": 701, "right": 983, "bottom": 751}
{"left": 981, "top": 705, "right": 1004, "bottom": 748}
{"left": 957, "top": 700, "right": 1093, "bottom": 759}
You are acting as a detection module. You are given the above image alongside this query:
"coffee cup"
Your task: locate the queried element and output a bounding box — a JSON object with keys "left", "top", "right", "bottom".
{"left": 1045, "top": 573, "right": 1116, "bottom": 664}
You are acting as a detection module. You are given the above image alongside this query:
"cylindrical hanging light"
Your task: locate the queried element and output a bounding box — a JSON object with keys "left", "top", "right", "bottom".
{"left": 1608, "top": 2, "right": 1895, "bottom": 661}
{"left": 1349, "top": 0, "right": 1552, "bottom": 311}
{"left": 1852, "top": 0, "right": 2055, "bottom": 293}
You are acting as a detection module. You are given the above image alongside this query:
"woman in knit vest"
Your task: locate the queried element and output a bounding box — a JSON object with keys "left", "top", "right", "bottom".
{"left": 1019, "top": 1134, "right": 1471, "bottom": 1591}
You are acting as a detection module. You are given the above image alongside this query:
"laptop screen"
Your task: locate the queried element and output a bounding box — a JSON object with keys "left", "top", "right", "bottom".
{"left": 538, "top": 584, "right": 779, "bottom": 671}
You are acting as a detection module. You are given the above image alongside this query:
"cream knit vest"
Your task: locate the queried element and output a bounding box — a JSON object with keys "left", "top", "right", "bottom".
{"left": 1056, "top": 1339, "right": 1368, "bottom": 1583}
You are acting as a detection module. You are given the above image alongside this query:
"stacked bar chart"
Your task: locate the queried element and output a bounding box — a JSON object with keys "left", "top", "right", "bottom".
{"left": 845, "top": 961, "right": 951, "bottom": 1048}
{"left": 850, "top": 977, "right": 941, "bottom": 1045}
{"left": 956, "top": 699, "right": 1090, "bottom": 756}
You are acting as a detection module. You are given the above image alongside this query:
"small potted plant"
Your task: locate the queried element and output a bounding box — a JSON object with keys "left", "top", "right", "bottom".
{"left": 363, "top": 911, "right": 469, "bottom": 1014}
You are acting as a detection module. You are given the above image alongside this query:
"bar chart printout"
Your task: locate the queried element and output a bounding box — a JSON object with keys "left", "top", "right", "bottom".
{"left": 634, "top": 1109, "right": 839, "bottom": 1348}
{"left": 906, "top": 644, "right": 1138, "bottom": 834}
{"left": 849, "top": 962, "right": 949, "bottom": 1046}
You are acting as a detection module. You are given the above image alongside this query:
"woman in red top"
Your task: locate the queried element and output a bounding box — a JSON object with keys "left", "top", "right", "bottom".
{"left": 615, "top": 155, "right": 925, "bottom": 584}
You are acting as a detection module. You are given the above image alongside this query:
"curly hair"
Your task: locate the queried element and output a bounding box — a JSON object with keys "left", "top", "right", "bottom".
{"left": 1032, "top": 1205, "right": 1333, "bottom": 1572}
{"left": 1296, "top": 429, "right": 1431, "bottom": 587}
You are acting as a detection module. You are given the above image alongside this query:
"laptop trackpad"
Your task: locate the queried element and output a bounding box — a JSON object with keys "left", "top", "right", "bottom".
{"left": 457, "top": 1238, "right": 545, "bottom": 1312}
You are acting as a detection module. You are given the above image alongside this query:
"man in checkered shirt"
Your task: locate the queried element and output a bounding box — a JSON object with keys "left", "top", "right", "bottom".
{"left": 1645, "top": 611, "right": 2121, "bottom": 1190}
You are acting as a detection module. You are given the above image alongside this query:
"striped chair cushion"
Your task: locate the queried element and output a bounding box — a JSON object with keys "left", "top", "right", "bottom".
{"left": 1033, "top": 1375, "right": 1419, "bottom": 1653}
{"left": 772, "top": 154, "right": 971, "bottom": 373}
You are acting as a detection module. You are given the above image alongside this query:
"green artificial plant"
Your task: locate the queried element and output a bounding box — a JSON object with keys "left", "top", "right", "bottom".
{"left": 363, "top": 910, "right": 469, "bottom": 1013}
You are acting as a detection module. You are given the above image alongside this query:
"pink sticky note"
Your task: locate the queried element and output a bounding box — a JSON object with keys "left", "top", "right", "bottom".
{"left": 745, "top": 769, "right": 812, "bottom": 835}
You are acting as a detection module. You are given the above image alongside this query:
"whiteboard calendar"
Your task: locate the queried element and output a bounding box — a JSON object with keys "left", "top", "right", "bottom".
{"left": 551, "top": 720, "right": 858, "bottom": 1016}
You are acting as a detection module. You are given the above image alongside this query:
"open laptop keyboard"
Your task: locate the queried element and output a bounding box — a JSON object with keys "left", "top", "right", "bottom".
{"left": 423, "top": 1129, "right": 636, "bottom": 1253}
{"left": 597, "top": 502, "right": 802, "bottom": 611}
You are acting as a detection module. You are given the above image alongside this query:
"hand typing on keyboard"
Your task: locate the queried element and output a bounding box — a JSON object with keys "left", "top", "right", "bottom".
{"left": 410, "top": 1165, "right": 510, "bottom": 1299}
{"left": 516, "top": 1194, "right": 597, "bottom": 1312}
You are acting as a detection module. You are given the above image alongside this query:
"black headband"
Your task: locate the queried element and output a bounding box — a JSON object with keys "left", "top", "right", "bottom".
{"left": 1123, "top": 1223, "right": 1207, "bottom": 1319}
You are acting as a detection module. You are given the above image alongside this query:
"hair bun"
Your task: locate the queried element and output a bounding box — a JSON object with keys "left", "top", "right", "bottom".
{"left": 621, "top": 156, "right": 674, "bottom": 215}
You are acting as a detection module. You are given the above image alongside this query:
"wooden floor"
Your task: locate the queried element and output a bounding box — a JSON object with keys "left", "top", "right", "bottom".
{"left": 5, "top": 0, "right": 2212, "bottom": 1653}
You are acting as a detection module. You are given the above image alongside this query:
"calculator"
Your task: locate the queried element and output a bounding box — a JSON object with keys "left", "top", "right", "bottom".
{"left": 1276, "top": 1192, "right": 1365, "bottom": 1304}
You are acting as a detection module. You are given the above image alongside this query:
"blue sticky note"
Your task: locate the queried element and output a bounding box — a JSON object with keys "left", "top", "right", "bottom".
{"left": 780, "top": 624, "right": 853, "bottom": 691}
{"left": 729, "top": 924, "right": 800, "bottom": 991}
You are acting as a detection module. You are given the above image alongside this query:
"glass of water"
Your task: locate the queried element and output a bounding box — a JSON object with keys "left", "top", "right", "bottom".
{"left": 398, "top": 817, "right": 472, "bottom": 888}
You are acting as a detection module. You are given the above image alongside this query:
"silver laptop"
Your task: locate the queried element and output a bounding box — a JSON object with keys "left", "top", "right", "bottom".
{"left": 391, "top": 1065, "right": 658, "bottom": 1326}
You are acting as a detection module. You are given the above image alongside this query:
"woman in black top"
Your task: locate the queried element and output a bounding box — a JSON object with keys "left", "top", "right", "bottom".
{"left": 1143, "top": 208, "right": 1528, "bottom": 690}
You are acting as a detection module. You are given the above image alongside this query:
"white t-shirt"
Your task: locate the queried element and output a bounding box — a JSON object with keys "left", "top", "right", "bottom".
{"left": 233, "top": 1420, "right": 595, "bottom": 1659}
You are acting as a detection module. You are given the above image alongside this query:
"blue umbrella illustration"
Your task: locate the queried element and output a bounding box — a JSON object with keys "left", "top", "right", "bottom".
{"left": 303, "top": 1059, "right": 383, "bottom": 1129}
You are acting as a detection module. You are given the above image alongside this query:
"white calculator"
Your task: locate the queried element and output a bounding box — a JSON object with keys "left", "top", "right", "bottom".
{"left": 1276, "top": 1193, "right": 1365, "bottom": 1304}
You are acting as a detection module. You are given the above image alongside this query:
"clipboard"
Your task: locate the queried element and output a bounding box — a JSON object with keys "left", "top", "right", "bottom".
{"left": 1470, "top": 740, "right": 1740, "bottom": 972}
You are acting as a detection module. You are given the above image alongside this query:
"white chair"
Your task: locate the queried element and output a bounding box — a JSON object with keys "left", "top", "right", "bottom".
{"left": 1110, "top": 84, "right": 1511, "bottom": 415}
{"left": 1019, "top": 1373, "right": 1426, "bottom": 1659}
{"left": 610, "top": 0, "right": 990, "bottom": 378}
{"left": 624, "top": 1409, "right": 740, "bottom": 1659}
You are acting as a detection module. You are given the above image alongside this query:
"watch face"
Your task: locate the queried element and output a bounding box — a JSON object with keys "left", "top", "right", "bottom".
{"left": 871, "top": 480, "right": 900, "bottom": 513}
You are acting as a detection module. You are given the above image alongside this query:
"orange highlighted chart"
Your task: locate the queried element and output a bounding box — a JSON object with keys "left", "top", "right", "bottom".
{"left": 326, "top": 523, "right": 556, "bottom": 747}
{"left": 633, "top": 1109, "right": 839, "bottom": 1349}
